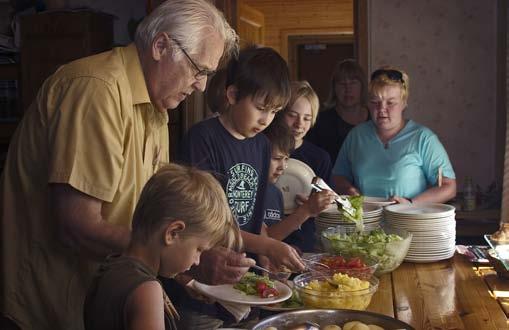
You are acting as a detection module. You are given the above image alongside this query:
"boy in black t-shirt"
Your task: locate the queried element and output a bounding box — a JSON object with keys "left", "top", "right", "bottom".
{"left": 170, "top": 47, "right": 306, "bottom": 329}
{"left": 263, "top": 119, "right": 334, "bottom": 253}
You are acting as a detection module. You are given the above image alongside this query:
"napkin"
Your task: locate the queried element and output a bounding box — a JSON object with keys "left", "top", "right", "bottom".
{"left": 188, "top": 280, "right": 251, "bottom": 323}
{"left": 217, "top": 300, "right": 251, "bottom": 323}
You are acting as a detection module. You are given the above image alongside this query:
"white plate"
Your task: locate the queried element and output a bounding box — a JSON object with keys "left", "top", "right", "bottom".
{"left": 192, "top": 280, "right": 292, "bottom": 306}
{"left": 405, "top": 252, "right": 455, "bottom": 263}
{"left": 384, "top": 203, "right": 455, "bottom": 218}
{"left": 275, "top": 158, "right": 315, "bottom": 214}
{"left": 364, "top": 196, "right": 396, "bottom": 206}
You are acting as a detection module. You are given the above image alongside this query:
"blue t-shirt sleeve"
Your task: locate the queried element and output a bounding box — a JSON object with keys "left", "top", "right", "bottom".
{"left": 332, "top": 133, "right": 353, "bottom": 181}
{"left": 419, "top": 131, "right": 456, "bottom": 185}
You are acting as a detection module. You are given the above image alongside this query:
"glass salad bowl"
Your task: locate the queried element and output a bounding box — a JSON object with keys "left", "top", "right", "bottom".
{"left": 321, "top": 225, "right": 412, "bottom": 276}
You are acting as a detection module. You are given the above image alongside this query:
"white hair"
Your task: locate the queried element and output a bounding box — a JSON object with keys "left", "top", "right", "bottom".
{"left": 135, "top": 0, "right": 238, "bottom": 64}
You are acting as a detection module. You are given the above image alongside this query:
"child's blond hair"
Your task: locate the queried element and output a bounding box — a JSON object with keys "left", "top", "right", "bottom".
{"left": 131, "top": 163, "right": 242, "bottom": 251}
{"left": 286, "top": 80, "right": 320, "bottom": 126}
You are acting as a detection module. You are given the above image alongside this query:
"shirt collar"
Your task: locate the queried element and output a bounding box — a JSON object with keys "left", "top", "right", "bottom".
{"left": 122, "top": 43, "right": 151, "bottom": 105}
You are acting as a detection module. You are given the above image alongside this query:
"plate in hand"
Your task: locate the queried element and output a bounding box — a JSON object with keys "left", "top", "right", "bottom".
{"left": 275, "top": 158, "right": 315, "bottom": 214}
{"left": 192, "top": 280, "right": 292, "bottom": 305}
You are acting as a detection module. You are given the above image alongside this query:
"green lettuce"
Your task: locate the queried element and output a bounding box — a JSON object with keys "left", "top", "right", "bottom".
{"left": 338, "top": 195, "right": 364, "bottom": 224}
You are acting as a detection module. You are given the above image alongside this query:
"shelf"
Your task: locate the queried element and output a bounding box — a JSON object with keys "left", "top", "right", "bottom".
{"left": 0, "top": 63, "right": 19, "bottom": 80}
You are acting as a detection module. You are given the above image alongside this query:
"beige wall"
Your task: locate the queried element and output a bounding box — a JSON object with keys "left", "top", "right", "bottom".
{"left": 368, "top": 0, "right": 499, "bottom": 189}
{"left": 244, "top": 0, "right": 353, "bottom": 55}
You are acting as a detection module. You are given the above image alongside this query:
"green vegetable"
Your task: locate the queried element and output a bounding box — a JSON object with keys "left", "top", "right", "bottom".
{"left": 323, "top": 229, "right": 406, "bottom": 274}
{"left": 281, "top": 289, "right": 302, "bottom": 308}
{"left": 233, "top": 272, "right": 275, "bottom": 296}
{"left": 338, "top": 195, "right": 364, "bottom": 229}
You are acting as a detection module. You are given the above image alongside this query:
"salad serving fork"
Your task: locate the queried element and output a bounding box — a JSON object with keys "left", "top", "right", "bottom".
{"left": 310, "top": 177, "right": 356, "bottom": 217}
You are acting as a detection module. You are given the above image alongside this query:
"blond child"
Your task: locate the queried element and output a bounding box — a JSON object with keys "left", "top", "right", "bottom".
{"left": 275, "top": 80, "right": 335, "bottom": 251}
{"left": 84, "top": 164, "right": 241, "bottom": 330}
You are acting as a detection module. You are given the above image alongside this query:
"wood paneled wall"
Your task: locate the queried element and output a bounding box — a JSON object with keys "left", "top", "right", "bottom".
{"left": 244, "top": 0, "right": 353, "bottom": 56}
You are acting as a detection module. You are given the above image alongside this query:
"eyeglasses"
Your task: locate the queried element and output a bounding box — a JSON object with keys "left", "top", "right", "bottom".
{"left": 166, "top": 34, "right": 216, "bottom": 80}
{"left": 370, "top": 69, "right": 405, "bottom": 84}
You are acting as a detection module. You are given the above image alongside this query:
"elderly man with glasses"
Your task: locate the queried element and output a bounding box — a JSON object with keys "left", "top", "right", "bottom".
{"left": 0, "top": 1, "right": 240, "bottom": 330}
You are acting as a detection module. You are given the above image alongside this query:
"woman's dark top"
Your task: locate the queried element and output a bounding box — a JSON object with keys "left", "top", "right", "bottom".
{"left": 84, "top": 255, "right": 177, "bottom": 330}
{"left": 306, "top": 107, "right": 370, "bottom": 164}
{"left": 291, "top": 140, "right": 332, "bottom": 185}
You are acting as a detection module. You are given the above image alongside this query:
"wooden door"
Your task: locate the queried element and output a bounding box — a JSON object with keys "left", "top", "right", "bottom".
{"left": 237, "top": 0, "right": 265, "bottom": 47}
{"left": 289, "top": 35, "right": 354, "bottom": 103}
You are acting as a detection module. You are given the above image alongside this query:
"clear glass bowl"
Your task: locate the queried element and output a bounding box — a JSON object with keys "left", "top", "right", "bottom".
{"left": 321, "top": 225, "right": 412, "bottom": 276}
{"left": 293, "top": 272, "right": 379, "bottom": 310}
{"left": 304, "top": 253, "right": 379, "bottom": 280}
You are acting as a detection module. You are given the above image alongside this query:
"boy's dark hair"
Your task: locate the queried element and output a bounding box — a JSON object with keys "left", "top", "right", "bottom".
{"left": 264, "top": 117, "right": 295, "bottom": 155}
{"left": 205, "top": 68, "right": 227, "bottom": 114}
{"left": 226, "top": 46, "right": 291, "bottom": 111}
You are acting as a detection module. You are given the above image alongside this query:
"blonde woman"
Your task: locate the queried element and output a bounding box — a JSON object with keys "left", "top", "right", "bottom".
{"left": 84, "top": 163, "right": 242, "bottom": 330}
{"left": 333, "top": 67, "right": 456, "bottom": 204}
{"left": 306, "top": 59, "right": 370, "bottom": 163}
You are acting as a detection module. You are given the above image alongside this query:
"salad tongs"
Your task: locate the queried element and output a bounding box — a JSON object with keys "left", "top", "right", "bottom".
{"left": 310, "top": 177, "right": 356, "bottom": 217}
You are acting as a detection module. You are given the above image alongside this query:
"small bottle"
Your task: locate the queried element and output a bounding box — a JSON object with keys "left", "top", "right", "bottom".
{"left": 463, "top": 176, "right": 476, "bottom": 211}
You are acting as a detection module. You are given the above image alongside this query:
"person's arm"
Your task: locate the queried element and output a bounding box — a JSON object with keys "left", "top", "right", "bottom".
{"left": 333, "top": 175, "right": 360, "bottom": 195}
{"left": 185, "top": 246, "right": 255, "bottom": 285}
{"left": 50, "top": 183, "right": 130, "bottom": 258}
{"left": 125, "top": 281, "right": 165, "bottom": 330}
{"left": 391, "top": 177, "right": 457, "bottom": 204}
{"left": 240, "top": 230, "right": 305, "bottom": 271}
{"left": 266, "top": 190, "right": 335, "bottom": 241}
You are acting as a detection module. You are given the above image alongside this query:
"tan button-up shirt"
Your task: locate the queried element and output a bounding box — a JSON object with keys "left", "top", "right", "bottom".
{"left": 0, "top": 44, "right": 169, "bottom": 329}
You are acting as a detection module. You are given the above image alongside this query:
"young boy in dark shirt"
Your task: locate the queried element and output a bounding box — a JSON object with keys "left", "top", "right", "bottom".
{"left": 263, "top": 119, "right": 334, "bottom": 253}
{"left": 171, "top": 46, "right": 306, "bottom": 329}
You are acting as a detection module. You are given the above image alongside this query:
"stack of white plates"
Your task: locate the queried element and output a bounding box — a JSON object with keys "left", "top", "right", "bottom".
{"left": 384, "top": 203, "right": 456, "bottom": 263}
{"left": 315, "top": 203, "right": 383, "bottom": 235}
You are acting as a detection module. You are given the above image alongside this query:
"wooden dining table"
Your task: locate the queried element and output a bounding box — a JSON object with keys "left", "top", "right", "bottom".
{"left": 366, "top": 253, "right": 509, "bottom": 329}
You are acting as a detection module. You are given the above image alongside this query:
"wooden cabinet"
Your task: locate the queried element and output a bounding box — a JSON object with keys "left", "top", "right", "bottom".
{"left": 0, "top": 10, "right": 114, "bottom": 171}
{"left": 19, "top": 10, "right": 114, "bottom": 111}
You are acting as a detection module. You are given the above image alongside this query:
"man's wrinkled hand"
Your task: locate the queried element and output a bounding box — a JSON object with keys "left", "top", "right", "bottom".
{"left": 189, "top": 246, "right": 255, "bottom": 285}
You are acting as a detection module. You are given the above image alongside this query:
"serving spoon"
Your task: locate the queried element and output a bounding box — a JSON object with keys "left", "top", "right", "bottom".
{"left": 251, "top": 264, "right": 292, "bottom": 282}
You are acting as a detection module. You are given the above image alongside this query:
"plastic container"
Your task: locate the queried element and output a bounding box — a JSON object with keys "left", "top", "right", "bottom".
{"left": 293, "top": 272, "right": 379, "bottom": 310}
{"left": 321, "top": 225, "right": 412, "bottom": 276}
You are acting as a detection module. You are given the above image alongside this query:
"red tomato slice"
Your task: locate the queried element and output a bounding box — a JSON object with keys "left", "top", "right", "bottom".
{"left": 346, "top": 257, "right": 365, "bottom": 268}
{"left": 256, "top": 281, "right": 267, "bottom": 293}
{"left": 261, "top": 287, "right": 279, "bottom": 298}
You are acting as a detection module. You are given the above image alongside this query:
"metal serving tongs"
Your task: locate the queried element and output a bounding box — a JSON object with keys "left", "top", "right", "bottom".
{"left": 310, "top": 177, "right": 356, "bottom": 217}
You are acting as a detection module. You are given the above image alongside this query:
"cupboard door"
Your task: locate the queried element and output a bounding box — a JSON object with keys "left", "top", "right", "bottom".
{"left": 20, "top": 11, "right": 114, "bottom": 111}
